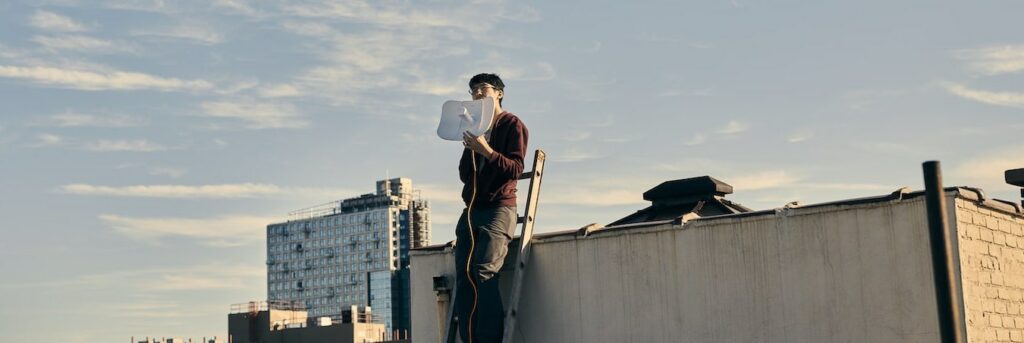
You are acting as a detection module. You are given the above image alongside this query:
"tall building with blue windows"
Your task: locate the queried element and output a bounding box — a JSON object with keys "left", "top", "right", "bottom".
{"left": 265, "top": 178, "right": 430, "bottom": 333}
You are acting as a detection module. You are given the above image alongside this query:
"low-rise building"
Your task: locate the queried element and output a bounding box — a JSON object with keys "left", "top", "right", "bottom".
{"left": 228, "top": 301, "right": 394, "bottom": 343}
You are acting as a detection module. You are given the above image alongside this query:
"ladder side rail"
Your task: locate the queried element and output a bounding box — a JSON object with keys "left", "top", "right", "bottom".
{"left": 501, "top": 149, "right": 546, "bottom": 343}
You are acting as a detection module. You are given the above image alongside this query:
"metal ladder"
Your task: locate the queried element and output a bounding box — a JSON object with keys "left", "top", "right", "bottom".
{"left": 443, "top": 149, "right": 546, "bottom": 343}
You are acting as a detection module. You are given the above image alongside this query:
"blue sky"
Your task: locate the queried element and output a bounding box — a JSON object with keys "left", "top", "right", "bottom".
{"left": 1, "top": 0, "right": 1023, "bottom": 341}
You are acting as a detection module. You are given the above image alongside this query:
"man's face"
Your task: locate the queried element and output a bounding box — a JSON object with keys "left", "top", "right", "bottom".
{"left": 470, "top": 83, "right": 502, "bottom": 105}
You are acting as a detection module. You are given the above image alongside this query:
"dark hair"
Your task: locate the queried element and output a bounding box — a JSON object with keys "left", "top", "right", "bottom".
{"left": 469, "top": 73, "right": 504, "bottom": 105}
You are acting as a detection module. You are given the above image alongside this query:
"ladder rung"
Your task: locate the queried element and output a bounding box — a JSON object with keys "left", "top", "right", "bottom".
{"left": 516, "top": 216, "right": 525, "bottom": 224}
{"left": 518, "top": 171, "right": 536, "bottom": 180}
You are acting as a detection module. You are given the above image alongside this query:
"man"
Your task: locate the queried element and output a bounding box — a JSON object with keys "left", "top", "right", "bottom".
{"left": 455, "top": 73, "right": 528, "bottom": 343}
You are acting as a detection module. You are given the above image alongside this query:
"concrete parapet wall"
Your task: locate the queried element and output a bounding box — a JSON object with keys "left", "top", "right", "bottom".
{"left": 411, "top": 190, "right": 1023, "bottom": 342}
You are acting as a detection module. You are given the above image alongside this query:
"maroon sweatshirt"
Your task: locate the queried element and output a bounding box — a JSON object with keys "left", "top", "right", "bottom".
{"left": 459, "top": 112, "right": 529, "bottom": 208}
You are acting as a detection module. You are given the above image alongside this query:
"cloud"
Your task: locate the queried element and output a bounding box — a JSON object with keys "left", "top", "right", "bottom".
{"left": 499, "top": 62, "right": 557, "bottom": 81}
{"left": 150, "top": 273, "right": 252, "bottom": 290}
{"left": 2, "top": 262, "right": 264, "bottom": 292}
{"left": 149, "top": 167, "right": 187, "bottom": 178}
{"left": 30, "top": 133, "right": 63, "bottom": 147}
{"left": 281, "top": 21, "right": 334, "bottom": 37}
{"left": 726, "top": 170, "right": 800, "bottom": 191}
{"left": 563, "top": 131, "right": 592, "bottom": 142}
{"left": 653, "top": 158, "right": 732, "bottom": 174}
{"left": 131, "top": 25, "right": 223, "bottom": 45}
{"left": 99, "top": 214, "right": 278, "bottom": 246}
{"left": 552, "top": 147, "right": 602, "bottom": 163}
{"left": 944, "top": 83, "right": 1024, "bottom": 108}
{"left": 36, "top": 111, "right": 145, "bottom": 127}
{"left": 214, "top": 0, "right": 265, "bottom": 18}
{"left": 281, "top": 1, "right": 514, "bottom": 33}
{"left": 952, "top": 146, "right": 1024, "bottom": 193}
{"left": 406, "top": 76, "right": 463, "bottom": 96}
{"left": 60, "top": 182, "right": 359, "bottom": 205}
{"left": 718, "top": 120, "right": 750, "bottom": 134}
{"left": 544, "top": 187, "right": 646, "bottom": 206}
{"left": 276, "top": 1, "right": 544, "bottom": 104}
{"left": 0, "top": 65, "right": 214, "bottom": 91}
{"left": 30, "top": 10, "right": 88, "bottom": 32}
{"left": 786, "top": 133, "right": 812, "bottom": 143}
{"left": 678, "top": 121, "right": 746, "bottom": 146}
{"left": 800, "top": 183, "right": 892, "bottom": 191}
{"left": 102, "top": 0, "right": 180, "bottom": 14}
{"left": 956, "top": 45, "right": 1024, "bottom": 75}
{"left": 654, "top": 161, "right": 891, "bottom": 194}
{"left": 84, "top": 139, "right": 169, "bottom": 152}
{"left": 111, "top": 163, "right": 188, "bottom": 178}
{"left": 31, "top": 35, "right": 124, "bottom": 52}
{"left": 200, "top": 100, "right": 308, "bottom": 129}
{"left": 853, "top": 141, "right": 921, "bottom": 155}
{"left": 322, "top": 33, "right": 405, "bottom": 72}
{"left": 62, "top": 183, "right": 282, "bottom": 198}
{"left": 108, "top": 302, "right": 215, "bottom": 319}
{"left": 140, "top": 264, "right": 265, "bottom": 291}
{"left": 260, "top": 84, "right": 302, "bottom": 98}
{"left": 655, "top": 162, "right": 798, "bottom": 192}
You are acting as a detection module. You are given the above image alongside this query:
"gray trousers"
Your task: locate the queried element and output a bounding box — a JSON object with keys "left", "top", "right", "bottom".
{"left": 454, "top": 206, "right": 517, "bottom": 343}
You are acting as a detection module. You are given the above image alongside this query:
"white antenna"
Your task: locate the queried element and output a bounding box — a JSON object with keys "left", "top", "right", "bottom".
{"left": 437, "top": 97, "right": 495, "bottom": 141}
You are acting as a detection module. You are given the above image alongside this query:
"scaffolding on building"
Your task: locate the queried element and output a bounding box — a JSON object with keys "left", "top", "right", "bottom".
{"left": 229, "top": 300, "right": 305, "bottom": 314}
{"left": 288, "top": 200, "right": 343, "bottom": 222}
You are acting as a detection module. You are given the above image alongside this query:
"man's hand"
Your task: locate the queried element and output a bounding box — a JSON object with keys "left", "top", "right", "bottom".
{"left": 463, "top": 131, "right": 497, "bottom": 160}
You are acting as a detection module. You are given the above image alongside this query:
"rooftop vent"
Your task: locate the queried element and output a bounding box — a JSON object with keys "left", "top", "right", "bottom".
{"left": 1007, "top": 168, "right": 1024, "bottom": 207}
{"left": 608, "top": 176, "right": 750, "bottom": 226}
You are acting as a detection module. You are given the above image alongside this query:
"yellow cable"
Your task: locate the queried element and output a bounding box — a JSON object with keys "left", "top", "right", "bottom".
{"left": 465, "top": 152, "right": 479, "bottom": 343}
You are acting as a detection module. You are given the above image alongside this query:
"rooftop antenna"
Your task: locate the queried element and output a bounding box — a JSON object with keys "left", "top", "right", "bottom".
{"left": 437, "top": 97, "right": 495, "bottom": 140}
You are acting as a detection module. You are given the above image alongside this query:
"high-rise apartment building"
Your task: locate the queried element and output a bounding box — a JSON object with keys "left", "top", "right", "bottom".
{"left": 266, "top": 178, "right": 430, "bottom": 332}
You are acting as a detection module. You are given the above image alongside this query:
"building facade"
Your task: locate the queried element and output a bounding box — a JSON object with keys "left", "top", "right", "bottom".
{"left": 266, "top": 178, "right": 429, "bottom": 332}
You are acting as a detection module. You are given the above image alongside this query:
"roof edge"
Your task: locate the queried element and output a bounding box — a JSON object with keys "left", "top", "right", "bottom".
{"left": 409, "top": 186, "right": 1024, "bottom": 255}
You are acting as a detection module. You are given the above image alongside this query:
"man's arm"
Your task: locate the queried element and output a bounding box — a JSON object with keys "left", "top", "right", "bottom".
{"left": 488, "top": 120, "right": 528, "bottom": 180}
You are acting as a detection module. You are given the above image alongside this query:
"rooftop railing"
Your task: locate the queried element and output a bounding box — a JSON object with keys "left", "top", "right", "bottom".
{"left": 229, "top": 300, "right": 305, "bottom": 314}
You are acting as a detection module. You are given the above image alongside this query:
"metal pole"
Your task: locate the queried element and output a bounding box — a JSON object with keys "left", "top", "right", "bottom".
{"left": 922, "top": 161, "right": 965, "bottom": 343}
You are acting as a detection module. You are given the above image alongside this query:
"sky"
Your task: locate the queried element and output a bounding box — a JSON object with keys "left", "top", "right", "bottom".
{"left": 1, "top": 0, "right": 1023, "bottom": 341}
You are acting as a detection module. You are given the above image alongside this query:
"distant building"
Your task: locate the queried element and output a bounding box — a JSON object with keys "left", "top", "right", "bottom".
{"left": 410, "top": 175, "right": 1024, "bottom": 342}
{"left": 227, "top": 301, "right": 399, "bottom": 343}
{"left": 266, "top": 178, "right": 429, "bottom": 333}
{"left": 135, "top": 338, "right": 222, "bottom": 343}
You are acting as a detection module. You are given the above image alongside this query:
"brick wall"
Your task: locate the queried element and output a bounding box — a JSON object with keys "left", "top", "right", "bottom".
{"left": 956, "top": 198, "right": 1024, "bottom": 343}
